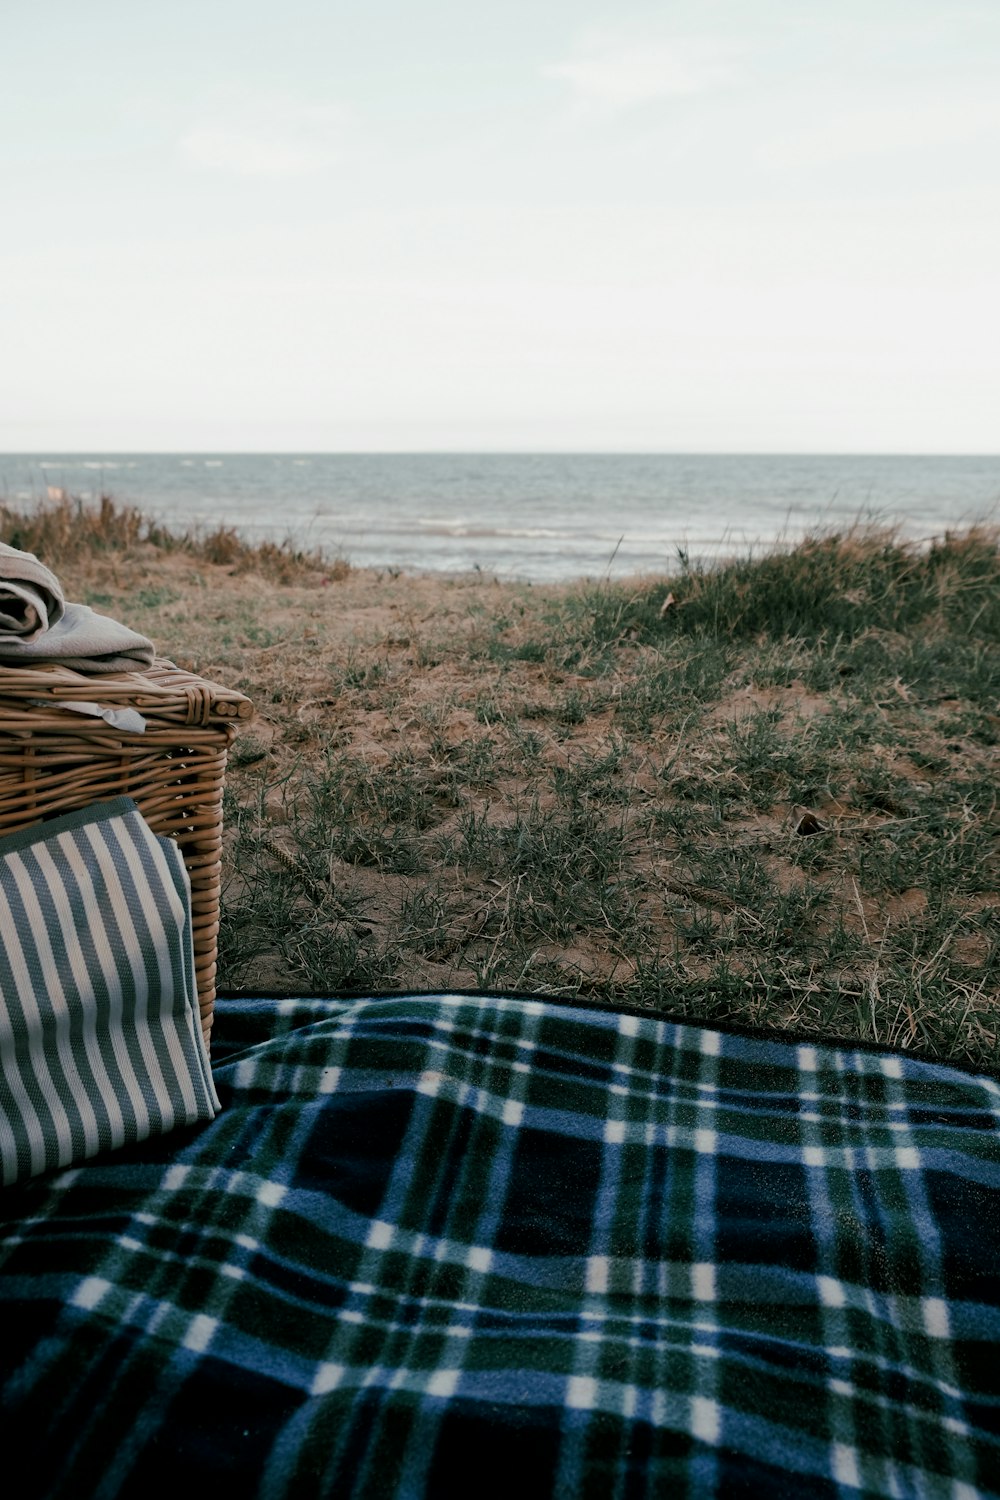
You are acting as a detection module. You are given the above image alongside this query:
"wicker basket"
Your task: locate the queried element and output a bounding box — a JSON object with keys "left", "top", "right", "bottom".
{"left": 0, "top": 658, "right": 253, "bottom": 1045}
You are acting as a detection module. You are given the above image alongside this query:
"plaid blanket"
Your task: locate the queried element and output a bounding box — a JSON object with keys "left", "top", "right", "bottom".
{"left": 1, "top": 992, "right": 998, "bottom": 1497}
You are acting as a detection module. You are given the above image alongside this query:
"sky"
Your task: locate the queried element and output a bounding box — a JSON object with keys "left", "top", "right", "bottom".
{"left": 1, "top": 0, "right": 998, "bottom": 453}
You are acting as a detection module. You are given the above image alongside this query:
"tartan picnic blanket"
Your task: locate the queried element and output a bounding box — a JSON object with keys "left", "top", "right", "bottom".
{"left": 1, "top": 991, "right": 998, "bottom": 1498}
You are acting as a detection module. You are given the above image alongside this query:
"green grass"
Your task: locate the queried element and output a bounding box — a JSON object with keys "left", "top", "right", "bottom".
{"left": 215, "top": 527, "right": 1000, "bottom": 1065}
{"left": 19, "top": 499, "right": 996, "bottom": 1068}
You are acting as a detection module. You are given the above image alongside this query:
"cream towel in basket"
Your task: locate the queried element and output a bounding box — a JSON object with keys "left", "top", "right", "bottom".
{"left": 0, "top": 542, "right": 155, "bottom": 672}
{"left": 0, "top": 541, "right": 65, "bottom": 640}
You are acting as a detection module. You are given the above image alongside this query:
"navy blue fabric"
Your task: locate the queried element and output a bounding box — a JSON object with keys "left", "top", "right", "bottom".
{"left": 1, "top": 992, "right": 998, "bottom": 1497}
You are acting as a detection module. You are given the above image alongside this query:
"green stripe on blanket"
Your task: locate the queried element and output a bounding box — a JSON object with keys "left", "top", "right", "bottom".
{"left": 0, "top": 797, "right": 218, "bottom": 1185}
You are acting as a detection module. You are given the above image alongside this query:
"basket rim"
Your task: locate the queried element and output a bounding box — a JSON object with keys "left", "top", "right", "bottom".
{"left": 0, "top": 657, "right": 253, "bottom": 726}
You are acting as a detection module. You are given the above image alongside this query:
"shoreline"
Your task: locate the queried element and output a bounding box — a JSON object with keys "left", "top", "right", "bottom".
{"left": 4, "top": 451, "right": 999, "bottom": 583}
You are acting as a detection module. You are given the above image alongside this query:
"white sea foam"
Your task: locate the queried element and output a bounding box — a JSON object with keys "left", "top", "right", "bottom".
{"left": 417, "top": 522, "right": 569, "bottom": 540}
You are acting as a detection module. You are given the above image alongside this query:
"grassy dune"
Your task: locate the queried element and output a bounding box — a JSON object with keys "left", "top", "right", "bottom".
{"left": 5, "top": 497, "right": 998, "bottom": 1066}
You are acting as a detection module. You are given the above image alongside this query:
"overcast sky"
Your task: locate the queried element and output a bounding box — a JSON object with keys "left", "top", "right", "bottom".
{"left": 1, "top": 0, "right": 998, "bottom": 452}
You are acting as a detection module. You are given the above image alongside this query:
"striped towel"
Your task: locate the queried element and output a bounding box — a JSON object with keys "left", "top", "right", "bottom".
{"left": 0, "top": 797, "right": 219, "bottom": 1186}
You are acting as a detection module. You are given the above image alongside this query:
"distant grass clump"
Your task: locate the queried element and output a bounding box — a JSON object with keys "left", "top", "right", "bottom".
{"left": 560, "top": 527, "right": 1000, "bottom": 652}
{"left": 0, "top": 493, "right": 344, "bottom": 584}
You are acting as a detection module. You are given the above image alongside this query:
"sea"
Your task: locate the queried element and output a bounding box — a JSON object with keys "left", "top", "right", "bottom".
{"left": 2, "top": 453, "right": 998, "bottom": 583}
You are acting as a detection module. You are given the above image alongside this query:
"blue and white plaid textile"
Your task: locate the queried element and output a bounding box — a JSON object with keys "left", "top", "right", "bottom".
{"left": 1, "top": 992, "right": 998, "bottom": 1496}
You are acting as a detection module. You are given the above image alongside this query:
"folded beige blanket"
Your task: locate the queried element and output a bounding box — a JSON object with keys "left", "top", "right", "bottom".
{"left": 0, "top": 541, "right": 65, "bottom": 640}
{"left": 0, "top": 542, "right": 156, "bottom": 673}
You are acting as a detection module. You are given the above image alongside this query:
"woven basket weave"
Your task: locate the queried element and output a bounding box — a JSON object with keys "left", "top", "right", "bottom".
{"left": 0, "top": 659, "right": 253, "bottom": 1045}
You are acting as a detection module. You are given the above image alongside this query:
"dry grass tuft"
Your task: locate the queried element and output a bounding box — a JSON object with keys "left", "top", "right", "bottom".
{"left": 0, "top": 494, "right": 341, "bottom": 585}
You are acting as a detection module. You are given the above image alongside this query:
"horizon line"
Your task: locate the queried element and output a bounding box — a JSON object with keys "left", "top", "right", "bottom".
{"left": 2, "top": 450, "right": 999, "bottom": 460}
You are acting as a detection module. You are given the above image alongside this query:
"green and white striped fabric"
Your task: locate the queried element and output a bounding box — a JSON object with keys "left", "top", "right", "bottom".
{"left": 0, "top": 796, "right": 219, "bottom": 1186}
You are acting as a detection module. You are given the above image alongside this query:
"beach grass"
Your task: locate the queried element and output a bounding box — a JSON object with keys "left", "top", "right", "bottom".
{"left": 5, "top": 496, "right": 998, "bottom": 1067}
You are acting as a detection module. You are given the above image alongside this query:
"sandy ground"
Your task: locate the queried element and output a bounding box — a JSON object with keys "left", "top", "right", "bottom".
{"left": 30, "top": 540, "right": 999, "bottom": 1063}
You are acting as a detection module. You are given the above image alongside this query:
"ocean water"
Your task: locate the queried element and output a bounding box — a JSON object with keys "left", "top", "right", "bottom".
{"left": 2, "top": 453, "right": 998, "bottom": 582}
